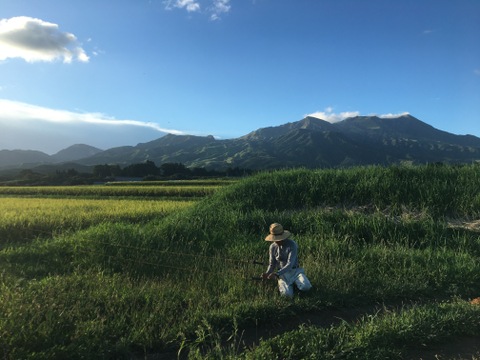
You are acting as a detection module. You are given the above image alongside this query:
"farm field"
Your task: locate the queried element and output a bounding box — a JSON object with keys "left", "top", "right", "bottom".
{"left": 1, "top": 166, "right": 480, "bottom": 359}
{"left": 0, "top": 197, "right": 196, "bottom": 247}
{"left": 0, "top": 180, "right": 228, "bottom": 198}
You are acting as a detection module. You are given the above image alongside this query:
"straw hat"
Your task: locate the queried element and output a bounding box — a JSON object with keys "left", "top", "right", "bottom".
{"left": 265, "top": 223, "right": 292, "bottom": 241}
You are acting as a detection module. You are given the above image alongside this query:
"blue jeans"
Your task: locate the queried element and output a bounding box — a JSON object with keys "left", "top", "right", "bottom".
{"left": 277, "top": 268, "right": 312, "bottom": 298}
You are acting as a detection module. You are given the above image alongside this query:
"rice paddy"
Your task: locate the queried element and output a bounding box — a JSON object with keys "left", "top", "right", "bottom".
{"left": 1, "top": 165, "right": 480, "bottom": 359}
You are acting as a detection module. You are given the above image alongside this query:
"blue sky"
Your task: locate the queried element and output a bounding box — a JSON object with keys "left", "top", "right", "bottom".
{"left": 0, "top": 0, "right": 479, "bottom": 154}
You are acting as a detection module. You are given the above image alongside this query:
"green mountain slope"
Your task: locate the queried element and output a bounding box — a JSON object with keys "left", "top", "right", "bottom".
{"left": 3, "top": 115, "right": 480, "bottom": 170}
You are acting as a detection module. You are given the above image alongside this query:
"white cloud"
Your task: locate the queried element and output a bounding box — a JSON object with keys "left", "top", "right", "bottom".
{"left": 210, "top": 0, "right": 231, "bottom": 20}
{"left": 164, "top": 0, "right": 231, "bottom": 19}
{"left": 378, "top": 112, "right": 410, "bottom": 118}
{"left": 164, "top": 0, "right": 201, "bottom": 12}
{"left": 474, "top": 69, "right": 480, "bottom": 76}
{"left": 307, "top": 108, "right": 360, "bottom": 123}
{"left": 0, "top": 99, "right": 185, "bottom": 135}
{"left": 307, "top": 107, "right": 410, "bottom": 123}
{"left": 0, "top": 16, "right": 89, "bottom": 63}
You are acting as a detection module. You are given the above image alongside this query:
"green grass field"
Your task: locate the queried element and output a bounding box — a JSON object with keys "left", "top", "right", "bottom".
{"left": 1, "top": 166, "right": 480, "bottom": 359}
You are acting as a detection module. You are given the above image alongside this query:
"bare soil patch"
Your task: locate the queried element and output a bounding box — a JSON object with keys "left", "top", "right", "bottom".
{"left": 404, "top": 335, "right": 480, "bottom": 360}
{"left": 144, "top": 302, "right": 480, "bottom": 360}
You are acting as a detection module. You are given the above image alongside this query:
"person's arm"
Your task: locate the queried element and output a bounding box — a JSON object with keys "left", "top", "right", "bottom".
{"left": 262, "top": 243, "right": 278, "bottom": 279}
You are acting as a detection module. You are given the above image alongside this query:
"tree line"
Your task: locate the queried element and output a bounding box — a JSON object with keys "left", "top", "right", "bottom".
{"left": 0, "top": 161, "right": 253, "bottom": 186}
{"left": 93, "top": 160, "right": 253, "bottom": 180}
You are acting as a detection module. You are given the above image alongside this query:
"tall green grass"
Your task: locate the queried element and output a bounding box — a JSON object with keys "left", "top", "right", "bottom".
{"left": 2, "top": 164, "right": 480, "bottom": 359}
{"left": 231, "top": 300, "right": 480, "bottom": 360}
{"left": 213, "top": 165, "right": 480, "bottom": 216}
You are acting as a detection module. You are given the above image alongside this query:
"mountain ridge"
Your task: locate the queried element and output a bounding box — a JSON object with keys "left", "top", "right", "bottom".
{"left": 0, "top": 144, "right": 102, "bottom": 170}
{"left": 2, "top": 115, "right": 480, "bottom": 171}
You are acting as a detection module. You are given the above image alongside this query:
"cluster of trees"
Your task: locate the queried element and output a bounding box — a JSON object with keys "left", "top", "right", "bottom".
{"left": 93, "top": 161, "right": 253, "bottom": 180}
{"left": 2, "top": 168, "right": 93, "bottom": 186}
{"left": 0, "top": 161, "right": 253, "bottom": 186}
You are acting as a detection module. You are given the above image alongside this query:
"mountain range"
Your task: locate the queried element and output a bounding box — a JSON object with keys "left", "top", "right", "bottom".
{"left": 2, "top": 114, "right": 480, "bottom": 172}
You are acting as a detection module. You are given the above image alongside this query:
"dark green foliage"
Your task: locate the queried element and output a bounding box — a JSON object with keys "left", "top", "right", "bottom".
{"left": 67, "top": 115, "right": 480, "bottom": 170}
{"left": 238, "top": 301, "right": 480, "bottom": 360}
{"left": 2, "top": 164, "right": 480, "bottom": 359}
{"left": 212, "top": 165, "right": 480, "bottom": 216}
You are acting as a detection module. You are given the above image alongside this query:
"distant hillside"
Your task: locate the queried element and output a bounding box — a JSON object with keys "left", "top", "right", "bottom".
{"left": 0, "top": 144, "right": 103, "bottom": 170}
{"left": 50, "top": 144, "right": 103, "bottom": 163}
{"left": 75, "top": 114, "right": 480, "bottom": 170}
{"left": 2, "top": 114, "right": 480, "bottom": 171}
{"left": 0, "top": 149, "right": 51, "bottom": 168}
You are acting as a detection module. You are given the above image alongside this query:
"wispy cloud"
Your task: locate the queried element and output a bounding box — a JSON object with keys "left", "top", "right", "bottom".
{"left": 0, "top": 16, "right": 89, "bottom": 63}
{"left": 474, "top": 69, "right": 480, "bottom": 76}
{"left": 306, "top": 108, "right": 360, "bottom": 123}
{"left": 164, "top": 0, "right": 201, "bottom": 12}
{"left": 210, "top": 0, "right": 231, "bottom": 20}
{"left": 378, "top": 112, "right": 410, "bottom": 118}
{"left": 0, "top": 99, "right": 185, "bottom": 135}
{"left": 307, "top": 107, "right": 410, "bottom": 123}
{"left": 164, "top": 0, "right": 231, "bottom": 20}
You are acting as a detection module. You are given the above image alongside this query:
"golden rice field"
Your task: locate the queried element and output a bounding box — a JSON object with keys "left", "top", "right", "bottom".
{"left": 0, "top": 192, "right": 198, "bottom": 247}
{"left": 0, "top": 184, "right": 221, "bottom": 198}
{"left": 1, "top": 196, "right": 194, "bottom": 225}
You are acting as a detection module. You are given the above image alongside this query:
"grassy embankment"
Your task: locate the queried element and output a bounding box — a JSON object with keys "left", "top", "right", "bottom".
{"left": 1, "top": 168, "right": 480, "bottom": 359}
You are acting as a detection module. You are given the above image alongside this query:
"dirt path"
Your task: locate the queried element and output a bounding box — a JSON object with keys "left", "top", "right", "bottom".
{"left": 405, "top": 335, "right": 480, "bottom": 359}
{"left": 232, "top": 299, "right": 480, "bottom": 359}
{"left": 146, "top": 303, "right": 480, "bottom": 359}
{"left": 239, "top": 304, "right": 480, "bottom": 359}
{"left": 237, "top": 303, "right": 380, "bottom": 348}
{"left": 144, "top": 305, "right": 377, "bottom": 359}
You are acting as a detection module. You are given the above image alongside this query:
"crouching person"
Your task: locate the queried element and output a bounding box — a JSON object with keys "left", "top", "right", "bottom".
{"left": 261, "top": 223, "right": 312, "bottom": 298}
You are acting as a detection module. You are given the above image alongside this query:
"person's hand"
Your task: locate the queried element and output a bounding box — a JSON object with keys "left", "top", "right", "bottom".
{"left": 261, "top": 273, "right": 269, "bottom": 280}
{"left": 267, "top": 273, "right": 278, "bottom": 280}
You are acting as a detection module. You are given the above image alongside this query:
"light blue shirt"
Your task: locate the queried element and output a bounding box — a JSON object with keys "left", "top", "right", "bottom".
{"left": 266, "top": 238, "right": 299, "bottom": 276}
